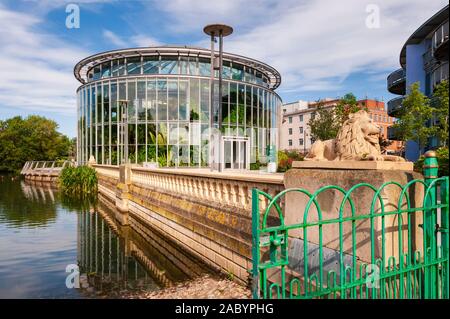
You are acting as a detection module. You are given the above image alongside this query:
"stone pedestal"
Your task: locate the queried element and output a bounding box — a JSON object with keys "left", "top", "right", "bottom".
{"left": 284, "top": 163, "right": 424, "bottom": 264}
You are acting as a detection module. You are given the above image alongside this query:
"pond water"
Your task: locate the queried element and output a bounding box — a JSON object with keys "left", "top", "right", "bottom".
{"left": 0, "top": 176, "right": 210, "bottom": 298}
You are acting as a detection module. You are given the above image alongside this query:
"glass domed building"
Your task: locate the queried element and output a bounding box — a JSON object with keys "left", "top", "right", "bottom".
{"left": 74, "top": 46, "right": 282, "bottom": 169}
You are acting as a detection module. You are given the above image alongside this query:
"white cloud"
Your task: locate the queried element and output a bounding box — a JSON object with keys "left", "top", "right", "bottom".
{"left": 103, "top": 29, "right": 162, "bottom": 48}
{"left": 103, "top": 29, "right": 128, "bottom": 47}
{"left": 148, "top": 0, "right": 448, "bottom": 94}
{"left": 0, "top": 5, "right": 89, "bottom": 115}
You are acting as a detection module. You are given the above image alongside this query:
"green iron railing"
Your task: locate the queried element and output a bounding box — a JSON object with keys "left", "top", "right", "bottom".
{"left": 251, "top": 151, "right": 449, "bottom": 299}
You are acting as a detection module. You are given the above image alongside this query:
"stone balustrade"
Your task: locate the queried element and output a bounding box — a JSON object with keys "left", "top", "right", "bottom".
{"left": 92, "top": 164, "right": 120, "bottom": 181}
{"left": 130, "top": 167, "right": 284, "bottom": 212}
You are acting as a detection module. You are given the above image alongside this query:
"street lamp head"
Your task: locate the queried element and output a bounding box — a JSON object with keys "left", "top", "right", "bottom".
{"left": 203, "top": 24, "right": 233, "bottom": 37}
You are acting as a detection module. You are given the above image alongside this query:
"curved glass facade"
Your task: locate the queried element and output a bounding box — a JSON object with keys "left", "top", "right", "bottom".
{"left": 77, "top": 53, "right": 282, "bottom": 167}
{"left": 86, "top": 55, "right": 271, "bottom": 88}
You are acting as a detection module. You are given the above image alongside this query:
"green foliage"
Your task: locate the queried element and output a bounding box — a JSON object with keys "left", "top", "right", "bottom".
{"left": 393, "top": 82, "right": 434, "bottom": 153}
{"left": 308, "top": 101, "right": 340, "bottom": 140}
{"left": 335, "top": 93, "right": 366, "bottom": 125}
{"left": 432, "top": 80, "right": 449, "bottom": 147}
{"left": 277, "top": 150, "right": 304, "bottom": 172}
{"left": 414, "top": 147, "right": 449, "bottom": 177}
{"left": 59, "top": 166, "right": 98, "bottom": 196}
{"left": 0, "top": 115, "right": 72, "bottom": 173}
{"left": 308, "top": 94, "right": 366, "bottom": 141}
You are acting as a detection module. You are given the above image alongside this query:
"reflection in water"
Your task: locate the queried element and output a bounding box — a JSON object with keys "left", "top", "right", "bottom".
{"left": 77, "top": 197, "right": 211, "bottom": 297}
{"left": 0, "top": 177, "right": 211, "bottom": 298}
{"left": 0, "top": 179, "right": 58, "bottom": 228}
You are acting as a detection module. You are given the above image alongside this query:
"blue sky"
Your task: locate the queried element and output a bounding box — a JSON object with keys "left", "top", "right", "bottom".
{"left": 0, "top": 0, "right": 447, "bottom": 137}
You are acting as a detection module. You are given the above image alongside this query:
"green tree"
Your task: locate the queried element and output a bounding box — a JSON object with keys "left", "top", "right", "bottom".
{"left": 432, "top": 80, "right": 449, "bottom": 147}
{"left": 393, "top": 82, "right": 434, "bottom": 154}
{"left": 308, "top": 101, "right": 340, "bottom": 140}
{"left": 0, "top": 115, "right": 72, "bottom": 173}
{"left": 335, "top": 93, "right": 366, "bottom": 124}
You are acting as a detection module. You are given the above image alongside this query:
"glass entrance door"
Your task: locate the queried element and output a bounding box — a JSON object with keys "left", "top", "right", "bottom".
{"left": 221, "top": 136, "right": 249, "bottom": 170}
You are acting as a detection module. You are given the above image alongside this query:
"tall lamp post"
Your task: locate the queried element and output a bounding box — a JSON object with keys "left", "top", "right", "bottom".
{"left": 118, "top": 100, "right": 129, "bottom": 164}
{"left": 203, "top": 24, "right": 233, "bottom": 172}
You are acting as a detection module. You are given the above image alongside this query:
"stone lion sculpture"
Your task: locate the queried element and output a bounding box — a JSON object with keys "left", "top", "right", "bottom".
{"left": 304, "top": 110, "right": 405, "bottom": 161}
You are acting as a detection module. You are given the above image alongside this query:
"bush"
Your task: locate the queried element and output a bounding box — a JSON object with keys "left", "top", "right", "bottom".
{"left": 414, "top": 147, "right": 449, "bottom": 177}
{"left": 59, "top": 165, "right": 98, "bottom": 196}
{"left": 277, "top": 150, "right": 304, "bottom": 172}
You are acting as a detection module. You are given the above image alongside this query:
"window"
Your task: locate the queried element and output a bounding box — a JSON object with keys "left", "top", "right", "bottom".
{"left": 299, "top": 114, "right": 303, "bottom": 122}
{"left": 299, "top": 127, "right": 303, "bottom": 134}
{"left": 299, "top": 138, "right": 304, "bottom": 146}
{"left": 127, "top": 57, "right": 141, "bottom": 75}
{"left": 288, "top": 116, "right": 292, "bottom": 124}
{"left": 143, "top": 56, "right": 159, "bottom": 74}
{"left": 288, "top": 139, "right": 292, "bottom": 146}
{"left": 288, "top": 128, "right": 293, "bottom": 135}
{"left": 160, "top": 56, "right": 178, "bottom": 74}
{"left": 283, "top": 109, "right": 286, "bottom": 113}
{"left": 311, "top": 112, "right": 316, "bottom": 120}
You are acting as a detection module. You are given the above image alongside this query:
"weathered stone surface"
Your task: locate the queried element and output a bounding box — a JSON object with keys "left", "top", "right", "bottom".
{"left": 284, "top": 168, "right": 424, "bottom": 263}
{"left": 293, "top": 160, "right": 413, "bottom": 171}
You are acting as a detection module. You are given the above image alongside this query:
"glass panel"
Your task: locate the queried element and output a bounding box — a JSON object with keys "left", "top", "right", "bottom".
{"left": 101, "top": 62, "right": 111, "bottom": 78}
{"left": 103, "top": 83, "right": 110, "bottom": 164}
{"left": 190, "top": 78, "right": 200, "bottom": 121}
{"left": 147, "top": 144, "right": 156, "bottom": 162}
{"left": 158, "top": 145, "right": 167, "bottom": 167}
{"left": 190, "top": 145, "right": 199, "bottom": 167}
{"left": 180, "top": 56, "right": 189, "bottom": 75}
{"left": 168, "top": 145, "right": 177, "bottom": 167}
{"left": 147, "top": 123, "right": 157, "bottom": 145}
{"left": 137, "top": 145, "right": 146, "bottom": 163}
{"left": 189, "top": 122, "right": 200, "bottom": 146}
{"left": 168, "top": 123, "right": 178, "bottom": 144}
{"left": 160, "top": 56, "right": 178, "bottom": 74}
{"left": 128, "top": 80, "right": 136, "bottom": 122}
{"left": 179, "top": 80, "right": 188, "bottom": 121}
{"left": 137, "top": 124, "right": 145, "bottom": 145}
{"left": 188, "top": 57, "right": 197, "bottom": 75}
{"left": 157, "top": 80, "right": 167, "bottom": 121}
{"left": 246, "top": 85, "right": 252, "bottom": 126}
{"left": 201, "top": 124, "right": 209, "bottom": 166}
{"left": 224, "top": 82, "right": 232, "bottom": 129}
{"left": 137, "top": 81, "right": 146, "bottom": 121}
{"left": 111, "top": 82, "right": 117, "bottom": 123}
{"left": 238, "top": 84, "right": 245, "bottom": 126}
{"left": 143, "top": 56, "right": 159, "bottom": 74}
{"left": 168, "top": 81, "right": 178, "bottom": 121}
{"left": 179, "top": 122, "right": 189, "bottom": 144}
{"left": 127, "top": 57, "right": 141, "bottom": 75}
{"left": 222, "top": 61, "right": 231, "bottom": 79}
{"left": 93, "top": 66, "right": 101, "bottom": 80}
{"left": 200, "top": 79, "right": 210, "bottom": 123}
{"left": 252, "top": 86, "right": 258, "bottom": 127}
{"left": 232, "top": 63, "right": 244, "bottom": 81}
{"left": 147, "top": 80, "right": 157, "bottom": 121}
{"left": 178, "top": 146, "right": 187, "bottom": 167}
{"left": 198, "top": 57, "right": 211, "bottom": 76}
{"left": 112, "top": 59, "right": 125, "bottom": 77}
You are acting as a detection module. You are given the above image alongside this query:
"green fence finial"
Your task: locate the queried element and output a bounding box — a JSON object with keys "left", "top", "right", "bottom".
{"left": 424, "top": 150, "right": 439, "bottom": 179}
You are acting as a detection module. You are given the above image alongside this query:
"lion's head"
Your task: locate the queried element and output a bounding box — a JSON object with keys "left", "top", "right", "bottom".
{"left": 335, "top": 110, "right": 381, "bottom": 160}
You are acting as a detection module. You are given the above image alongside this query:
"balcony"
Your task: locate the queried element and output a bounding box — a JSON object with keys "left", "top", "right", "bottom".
{"left": 432, "top": 20, "right": 449, "bottom": 61}
{"left": 387, "top": 96, "right": 404, "bottom": 117}
{"left": 387, "top": 68, "right": 406, "bottom": 95}
{"left": 431, "top": 61, "right": 449, "bottom": 90}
